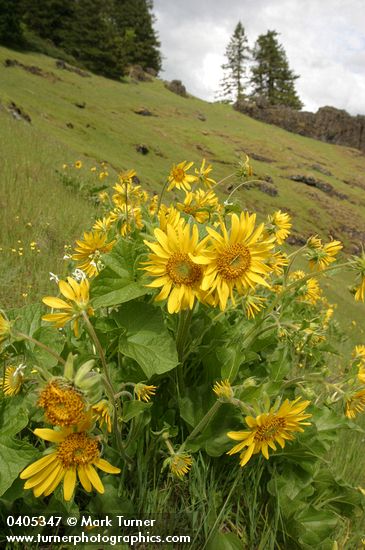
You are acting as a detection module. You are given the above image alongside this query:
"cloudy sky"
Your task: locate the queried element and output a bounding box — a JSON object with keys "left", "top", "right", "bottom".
{"left": 153, "top": 0, "right": 365, "bottom": 115}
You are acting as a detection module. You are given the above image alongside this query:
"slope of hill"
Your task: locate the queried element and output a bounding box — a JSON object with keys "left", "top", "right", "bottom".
{"left": 0, "top": 45, "right": 364, "bottom": 343}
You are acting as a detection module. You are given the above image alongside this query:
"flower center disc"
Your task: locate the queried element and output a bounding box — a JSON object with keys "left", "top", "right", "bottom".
{"left": 57, "top": 433, "right": 99, "bottom": 467}
{"left": 216, "top": 243, "right": 251, "bottom": 280}
{"left": 255, "top": 417, "right": 286, "bottom": 442}
{"left": 38, "top": 381, "right": 86, "bottom": 427}
{"left": 166, "top": 253, "right": 202, "bottom": 285}
{"left": 172, "top": 168, "right": 185, "bottom": 182}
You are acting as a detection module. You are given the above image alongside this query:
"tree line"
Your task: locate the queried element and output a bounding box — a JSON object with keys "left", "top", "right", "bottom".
{"left": 219, "top": 22, "right": 303, "bottom": 110}
{"left": 0, "top": 0, "right": 161, "bottom": 78}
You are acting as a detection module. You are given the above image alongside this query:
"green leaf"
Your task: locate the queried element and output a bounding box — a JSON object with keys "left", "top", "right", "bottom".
{"left": 31, "top": 326, "right": 65, "bottom": 368}
{"left": 91, "top": 239, "right": 148, "bottom": 308}
{"left": 0, "top": 396, "right": 28, "bottom": 436}
{"left": 294, "top": 507, "right": 338, "bottom": 547}
{"left": 115, "top": 302, "right": 178, "bottom": 378}
{"left": 8, "top": 303, "right": 42, "bottom": 336}
{"left": 218, "top": 347, "right": 242, "bottom": 380}
{"left": 0, "top": 437, "right": 40, "bottom": 496}
{"left": 122, "top": 400, "right": 152, "bottom": 422}
{"left": 179, "top": 385, "right": 214, "bottom": 428}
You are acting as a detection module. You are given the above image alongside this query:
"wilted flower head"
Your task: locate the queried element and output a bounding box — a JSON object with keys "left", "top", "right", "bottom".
{"left": 345, "top": 389, "right": 365, "bottom": 419}
{"left": 213, "top": 379, "right": 234, "bottom": 400}
{"left": 134, "top": 383, "right": 157, "bottom": 402}
{"left": 1, "top": 365, "right": 25, "bottom": 396}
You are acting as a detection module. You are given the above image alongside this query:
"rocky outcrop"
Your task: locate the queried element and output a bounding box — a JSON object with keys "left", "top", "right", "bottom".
{"left": 234, "top": 98, "right": 365, "bottom": 152}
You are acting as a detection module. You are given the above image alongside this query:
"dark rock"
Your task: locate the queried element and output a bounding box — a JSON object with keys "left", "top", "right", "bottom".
{"left": 287, "top": 234, "right": 307, "bottom": 246}
{"left": 263, "top": 175, "right": 274, "bottom": 183}
{"left": 7, "top": 102, "right": 31, "bottom": 123}
{"left": 249, "top": 152, "right": 276, "bottom": 163}
{"left": 55, "top": 60, "right": 91, "bottom": 77}
{"left": 75, "top": 102, "right": 86, "bottom": 109}
{"left": 66, "top": 122, "right": 74, "bottom": 129}
{"left": 128, "top": 65, "right": 152, "bottom": 82}
{"left": 257, "top": 182, "right": 278, "bottom": 196}
{"left": 136, "top": 144, "right": 149, "bottom": 155}
{"left": 289, "top": 174, "right": 348, "bottom": 199}
{"left": 197, "top": 113, "right": 206, "bottom": 121}
{"left": 5, "top": 58, "right": 60, "bottom": 82}
{"left": 133, "top": 107, "right": 154, "bottom": 116}
{"left": 235, "top": 99, "right": 365, "bottom": 153}
{"left": 165, "top": 80, "right": 187, "bottom": 97}
{"left": 311, "top": 164, "right": 333, "bottom": 176}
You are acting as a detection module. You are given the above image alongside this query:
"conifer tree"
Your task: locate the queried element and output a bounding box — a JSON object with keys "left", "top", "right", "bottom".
{"left": 250, "top": 30, "right": 303, "bottom": 109}
{"left": 218, "top": 22, "right": 250, "bottom": 103}
{"left": 111, "top": 0, "right": 161, "bottom": 73}
{"left": 0, "top": 0, "right": 24, "bottom": 46}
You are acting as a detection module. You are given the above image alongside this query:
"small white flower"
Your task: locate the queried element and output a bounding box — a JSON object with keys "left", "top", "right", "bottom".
{"left": 63, "top": 254, "right": 71, "bottom": 260}
{"left": 72, "top": 268, "right": 87, "bottom": 281}
{"left": 49, "top": 272, "right": 60, "bottom": 283}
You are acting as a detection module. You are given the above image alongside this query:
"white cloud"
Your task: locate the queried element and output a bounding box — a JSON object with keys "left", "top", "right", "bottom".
{"left": 153, "top": 0, "right": 365, "bottom": 114}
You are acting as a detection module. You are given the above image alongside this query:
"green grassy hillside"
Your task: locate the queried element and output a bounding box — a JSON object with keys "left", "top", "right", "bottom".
{"left": 0, "top": 45, "right": 364, "bottom": 344}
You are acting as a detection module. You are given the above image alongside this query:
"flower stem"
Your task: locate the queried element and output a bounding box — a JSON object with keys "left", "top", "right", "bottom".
{"left": 156, "top": 179, "right": 169, "bottom": 215}
{"left": 15, "top": 331, "right": 66, "bottom": 365}
{"left": 82, "top": 311, "right": 130, "bottom": 462}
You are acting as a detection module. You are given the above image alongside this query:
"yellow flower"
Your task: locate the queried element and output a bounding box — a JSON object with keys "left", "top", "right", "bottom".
{"left": 112, "top": 179, "right": 147, "bottom": 209}
{"left": 167, "top": 161, "right": 197, "bottom": 192}
{"left": 354, "top": 277, "right": 365, "bottom": 302}
{"left": 345, "top": 389, "right": 365, "bottom": 419}
{"left": 299, "top": 278, "right": 322, "bottom": 304}
{"left": 227, "top": 397, "right": 311, "bottom": 467}
{"left": 38, "top": 379, "right": 86, "bottom": 427}
{"left": 158, "top": 205, "right": 184, "bottom": 231}
{"left": 323, "top": 306, "right": 334, "bottom": 327}
{"left": 20, "top": 427, "right": 120, "bottom": 501}
{"left": 267, "top": 252, "right": 289, "bottom": 276}
{"left": 1, "top": 365, "right": 24, "bottom": 396}
{"left": 92, "top": 400, "right": 112, "bottom": 432}
{"left": 213, "top": 380, "right": 233, "bottom": 400}
{"left": 142, "top": 223, "right": 206, "bottom": 314}
{"left": 109, "top": 205, "right": 143, "bottom": 236}
{"left": 99, "top": 171, "right": 109, "bottom": 180}
{"left": 169, "top": 453, "right": 192, "bottom": 479}
{"left": 42, "top": 277, "right": 94, "bottom": 337}
{"left": 289, "top": 271, "right": 322, "bottom": 304}
{"left": 307, "top": 240, "right": 342, "bottom": 271}
{"left": 352, "top": 345, "right": 365, "bottom": 361}
{"left": 358, "top": 367, "right": 365, "bottom": 384}
{"left": 134, "top": 383, "right": 157, "bottom": 402}
{"left": 177, "top": 189, "right": 220, "bottom": 223}
{"left": 90, "top": 166, "right": 97, "bottom": 173}
{"left": 267, "top": 211, "right": 292, "bottom": 244}
{"left": 194, "top": 159, "right": 216, "bottom": 189}
{"left": 98, "top": 191, "right": 109, "bottom": 203}
{"left": 0, "top": 313, "right": 11, "bottom": 344}
{"left": 72, "top": 231, "right": 116, "bottom": 277}
{"left": 93, "top": 216, "right": 113, "bottom": 233}
{"left": 148, "top": 194, "right": 159, "bottom": 216}
{"left": 75, "top": 161, "right": 82, "bottom": 169}
{"left": 307, "top": 235, "right": 322, "bottom": 250}
{"left": 192, "top": 212, "right": 274, "bottom": 311}
{"left": 244, "top": 293, "right": 266, "bottom": 318}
